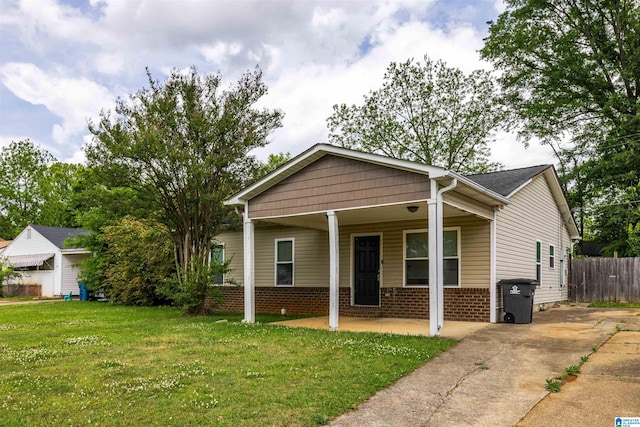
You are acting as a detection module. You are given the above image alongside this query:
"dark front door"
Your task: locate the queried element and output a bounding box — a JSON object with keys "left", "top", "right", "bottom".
{"left": 354, "top": 235, "right": 380, "bottom": 306}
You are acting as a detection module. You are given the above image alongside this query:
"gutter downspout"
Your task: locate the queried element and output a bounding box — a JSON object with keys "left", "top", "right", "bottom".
{"left": 436, "top": 178, "right": 457, "bottom": 331}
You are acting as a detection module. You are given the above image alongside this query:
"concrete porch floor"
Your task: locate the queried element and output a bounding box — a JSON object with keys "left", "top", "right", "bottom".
{"left": 270, "top": 316, "right": 488, "bottom": 339}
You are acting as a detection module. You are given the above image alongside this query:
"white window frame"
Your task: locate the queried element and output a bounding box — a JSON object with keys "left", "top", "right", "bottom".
{"left": 403, "top": 227, "right": 461, "bottom": 288}
{"left": 275, "top": 238, "right": 294, "bottom": 287}
{"left": 549, "top": 244, "right": 555, "bottom": 270}
{"left": 210, "top": 242, "right": 225, "bottom": 285}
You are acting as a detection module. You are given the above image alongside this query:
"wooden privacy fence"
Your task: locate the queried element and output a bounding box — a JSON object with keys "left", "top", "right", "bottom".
{"left": 569, "top": 257, "right": 640, "bottom": 303}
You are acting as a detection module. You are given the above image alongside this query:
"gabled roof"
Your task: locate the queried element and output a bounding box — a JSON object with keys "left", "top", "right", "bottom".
{"left": 224, "top": 143, "right": 579, "bottom": 238}
{"left": 225, "top": 143, "right": 511, "bottom": 207}
{"left": 465, "top": 165, "right": 551, "bottom": 197}
{"left": 30, "top": 225, "right": 90, "bottom": 249}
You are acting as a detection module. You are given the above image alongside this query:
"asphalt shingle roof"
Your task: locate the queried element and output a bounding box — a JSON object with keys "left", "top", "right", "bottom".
{"left": 465, "top": 165, "right": 551, "bottom": 197}
{"left": 30, "top": 225, "right": 90, "bottom": 249}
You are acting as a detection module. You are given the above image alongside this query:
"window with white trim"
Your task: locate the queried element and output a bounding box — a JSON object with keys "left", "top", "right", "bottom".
{"left": 403, "top": 228, "right": 460, "bottom": 286}
{"left": 536, "top": 241, "right": 542, "bottom": 283}
{"left": 404, "top": 230, "right": 428, "bottom": 286}
{"left": 549, "top": 244, "right": 555, "bottom": 269}
{"left": 275, "top": 238, "right": 294, "bottom": 286}
{"left": 210, "top": 243, "right": 225, "bottom": 285}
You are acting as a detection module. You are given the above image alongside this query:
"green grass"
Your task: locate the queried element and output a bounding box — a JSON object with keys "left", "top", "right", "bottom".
{"left": 588, "top": 301, "right": 640, "bottom": 308}
{"left": 0, "top": 303, "right": 456, "bottom": 426}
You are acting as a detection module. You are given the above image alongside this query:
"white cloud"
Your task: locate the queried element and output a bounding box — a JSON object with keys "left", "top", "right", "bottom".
{"left": 255, "top": 16, "right": 495, "bottom": 161}
{"left": 12, "top": 0, "right": 110, "bottom": 46}
{"left": 493, "top": 0, "right": 508, "bottom": 14}
{"left": 490, "top": 132, "right": 557, "bottom": 168}
{"left": 201, "top": 41, "right": 244, "bottom": 65}
{"left": 1, "top": 0, "right": 555, "bottom": 170}
{"left": 0, "top": 62, "right": 115, "bottom": 146}
{"left": 311, "top": 7, "right": 348, "bottom": 29}
{"left": 93, "top": 52, "right": 125, "bottom": 75}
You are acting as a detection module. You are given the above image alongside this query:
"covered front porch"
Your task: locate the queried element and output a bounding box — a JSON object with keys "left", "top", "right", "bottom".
{"left": 224, "top": 145, "right": 510, "bottom": 336}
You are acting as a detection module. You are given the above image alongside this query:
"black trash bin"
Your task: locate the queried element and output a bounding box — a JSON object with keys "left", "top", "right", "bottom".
{"left": 498, "top": 279, "right": 538, "bottom": 324}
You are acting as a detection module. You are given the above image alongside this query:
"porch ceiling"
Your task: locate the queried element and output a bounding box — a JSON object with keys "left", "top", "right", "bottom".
{"left": 254, "top": 201, "right": 473, "bottom": 231}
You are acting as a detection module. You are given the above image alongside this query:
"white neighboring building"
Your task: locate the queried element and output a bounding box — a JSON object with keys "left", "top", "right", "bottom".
{"left": 2, "top": 225, "right": 90, "bottom": 297}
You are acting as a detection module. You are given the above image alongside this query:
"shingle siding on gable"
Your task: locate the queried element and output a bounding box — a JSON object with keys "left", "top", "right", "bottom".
{"left": 495, "top": 174, "right": 571, "bottom": 305}
{"left": 248, "top": 155, "right": 431, "bottom": 218}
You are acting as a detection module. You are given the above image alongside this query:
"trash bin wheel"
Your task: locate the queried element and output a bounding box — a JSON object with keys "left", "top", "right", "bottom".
{"left": 504, "top": 312, "right": 515, "bottom": 323}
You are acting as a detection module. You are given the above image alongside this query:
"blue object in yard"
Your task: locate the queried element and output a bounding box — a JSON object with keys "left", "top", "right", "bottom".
{"left": 78, "top": 282, "right": 88, "bottom": 301}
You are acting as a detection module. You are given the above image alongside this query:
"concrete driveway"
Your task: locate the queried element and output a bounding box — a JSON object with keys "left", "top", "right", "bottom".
{"left": 330, "top": 304, "right": 640, "bottom": 427}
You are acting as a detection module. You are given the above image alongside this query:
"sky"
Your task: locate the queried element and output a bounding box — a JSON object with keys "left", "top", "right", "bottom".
{"left": 0, "top": 0, "right": 556, "bottom": 169}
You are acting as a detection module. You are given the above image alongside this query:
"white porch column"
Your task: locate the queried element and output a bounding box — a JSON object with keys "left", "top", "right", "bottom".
{"left": 436, "top": 192, "right": 445, "bottom": 330}
{"left": 428, "top": 181, "right": 440, "bottom": 336}
{"left": 243, "top": 208, "right": 255, "bottom": 324}
{"left": 327, "top": 210, "right": 340, "bottom": 331}
{"left": 490, "top": 207, "right": 497, "bottom": 323}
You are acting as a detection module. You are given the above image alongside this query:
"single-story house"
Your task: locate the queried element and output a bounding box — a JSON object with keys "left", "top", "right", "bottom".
{"left": 1, "top": 225, "right": 90, "bottom": 297}
{"left": 215, "top": 144, "right": 580, "bottom": 335}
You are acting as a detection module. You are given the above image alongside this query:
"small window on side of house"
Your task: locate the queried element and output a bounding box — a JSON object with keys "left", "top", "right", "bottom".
{"left": 211, "top": 243, "right": 225, "bottom": 285}
{"left": 549, "top": 244, "right": 555, "bottom": 269}
{"left": 275, "top": 238, "right": 294, "bottom": 286}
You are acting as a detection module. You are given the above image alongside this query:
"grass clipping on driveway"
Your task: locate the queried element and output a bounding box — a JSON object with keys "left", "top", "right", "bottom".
{"left": 0, "top": 303, "right": 455, "bottom": 426}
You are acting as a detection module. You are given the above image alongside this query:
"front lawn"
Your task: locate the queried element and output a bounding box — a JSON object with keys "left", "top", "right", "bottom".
{"left": 0, "top": 303, "right": 455, "bottom": 426}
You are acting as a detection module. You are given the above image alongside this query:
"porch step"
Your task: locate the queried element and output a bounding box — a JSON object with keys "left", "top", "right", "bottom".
{"left": 341, "top": 306, "right": 382, "bottom": 318}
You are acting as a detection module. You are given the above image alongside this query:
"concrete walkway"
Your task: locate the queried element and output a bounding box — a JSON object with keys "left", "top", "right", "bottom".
{"left": 327, "top": 305, "right": 640, "bottom": 427}
{"left": 272, "top": 316, "right": 488, "bottom": 339}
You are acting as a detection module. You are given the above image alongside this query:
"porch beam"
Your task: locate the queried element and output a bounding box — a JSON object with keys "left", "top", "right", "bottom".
{"left": 243, "top": 208, "right": 255, "bottom": 324}
{"left": 327, "top": 210, "right": 340, "bottom": 331}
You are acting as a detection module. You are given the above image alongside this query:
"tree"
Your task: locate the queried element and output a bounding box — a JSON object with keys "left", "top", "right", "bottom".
{"left": 86, "top": 66, "right": 283, "bottom": 314}
{"left": 253, "top": 152, "right": 291, "bottom": 181}
{"left": 39, "top": 162, "right": 85, "bottom": 229}
{"left": 327, "top": 55, "right": 505, "bottom": 173}
{"left": 481, "top": 0, "right": 640, "bottom": 254}
{"left": 100, "top": 216, "right": 175, "bottom": 306}
{"left": 0, "top": 140, "right": 54, "bottom": 239}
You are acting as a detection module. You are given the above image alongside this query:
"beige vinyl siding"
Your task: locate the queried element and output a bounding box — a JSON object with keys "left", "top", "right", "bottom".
{"left": 217, "top": 226, "right": 330, "bottom": 287}
{"left": 217, "top": 215, "right": 490, "bottom": 290}
{"left": 496, "top": 174, "right": 571, "bottom": 304}
{"left": 449, "top": 216, "right": 491, "bottom": 288}
{"left": 215, "top": 231, "right": 244, "bottom": 286}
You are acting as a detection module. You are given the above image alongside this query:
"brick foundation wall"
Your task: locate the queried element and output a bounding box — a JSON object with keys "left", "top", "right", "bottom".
{"left": 213, "top": 286, "right": 491, "bottom": 322}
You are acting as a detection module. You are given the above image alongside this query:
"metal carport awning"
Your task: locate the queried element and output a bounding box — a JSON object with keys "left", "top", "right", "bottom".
{"left": 6, "top": 253, "right": 55, "bottom": 268}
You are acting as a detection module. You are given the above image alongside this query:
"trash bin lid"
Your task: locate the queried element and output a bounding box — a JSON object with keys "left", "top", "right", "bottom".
{"left": 498, "top": 278, "right": 539, "bottom": 286}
